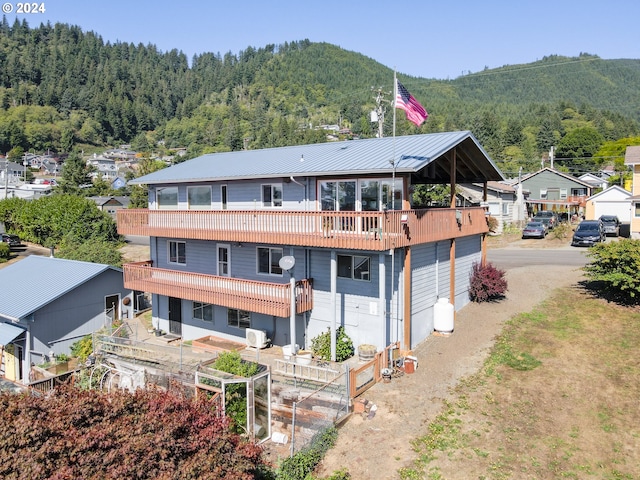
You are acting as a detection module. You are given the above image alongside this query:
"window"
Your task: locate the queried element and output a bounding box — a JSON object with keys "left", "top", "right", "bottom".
{"left": 187, "top": 186, "right": 211, "bottom": 209}
{"left": 560, "top": 189, "right": 568, "bottom": 199}
{"left": 258, "top": 247, "right": 283, "bottom": 275}
{"left": 168, "top": 241, "right": 186, "bottom": 264}
{"left": 381, "top": 180, "right": 402, "bottom": 210}
{"left": 635, "top": 202, "right": 640, "bottom": 218}
{"left": 262, "top": 184, "right": 283, "bottom": 207}
{"left": 540, "top": 189, "right": 547, "bottom": 199}
{"left": 227, "top": 308, "right": 251, "bottom": 329}
{"left": 217, "top": 244, "right": 230, "bottom": 276}
{"left": 501, "top": 202, "right": 509, "bottom": 216}
{"left": 221, "top": 185, "right": 228, "bottom": 210}
{"left": 157, "top": 187, "right": 178, "bottom": 208}
{"left": 337, "top": 254, "right": 370, "bottom": 281}
{"left": 193, "top": 302, "right": 213, "bottom": 322}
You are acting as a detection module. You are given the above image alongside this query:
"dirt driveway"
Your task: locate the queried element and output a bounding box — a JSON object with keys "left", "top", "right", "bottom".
{"left": 316, "top": 237, "right": 585, "bottom": 479}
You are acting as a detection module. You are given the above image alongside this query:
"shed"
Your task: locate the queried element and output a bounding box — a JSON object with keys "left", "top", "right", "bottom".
{"left": 0, "top": 256, "right": 132, "bottom": 384}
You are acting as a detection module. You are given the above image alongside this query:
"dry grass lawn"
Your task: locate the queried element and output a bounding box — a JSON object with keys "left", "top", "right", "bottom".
{"left": 399, "top": 286, "right": 640, "bottom": 479}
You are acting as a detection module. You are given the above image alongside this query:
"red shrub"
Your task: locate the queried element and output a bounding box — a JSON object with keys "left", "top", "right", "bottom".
{"left": 0, "top": 385, "right": 269, "bottom": 480}
{"left": 469, "top": 261, "right": 508, "bottom": 302}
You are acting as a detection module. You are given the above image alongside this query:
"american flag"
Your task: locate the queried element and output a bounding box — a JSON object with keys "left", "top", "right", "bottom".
{"left": 395, "top": 79, "right": 428, "bottom": 126}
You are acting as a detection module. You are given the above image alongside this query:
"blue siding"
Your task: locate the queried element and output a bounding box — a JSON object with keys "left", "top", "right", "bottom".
{"left": 149, "top": 180, "right": 310, "bottom": 211}
{"left": 454, "top": 236, "right": 481, "bottom": 309}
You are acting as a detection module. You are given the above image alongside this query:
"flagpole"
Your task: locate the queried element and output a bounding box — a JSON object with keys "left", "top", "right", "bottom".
{"left": 390, "top": 69, "right": 397, "bottom": 346}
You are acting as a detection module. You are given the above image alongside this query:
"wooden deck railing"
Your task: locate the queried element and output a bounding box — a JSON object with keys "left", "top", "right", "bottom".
{"left": 123, "top": 261, "right": 313, "bottom": 317}
{"left": 118, "top": 207, "right": 489, "bottom": 250}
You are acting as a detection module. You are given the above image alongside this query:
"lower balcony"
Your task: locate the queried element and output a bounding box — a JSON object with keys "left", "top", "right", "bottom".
{"left": 124, "top": 262, "right": 313, "bottom": 318}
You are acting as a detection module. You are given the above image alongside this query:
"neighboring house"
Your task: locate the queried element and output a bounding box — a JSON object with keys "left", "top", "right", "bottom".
{"left": 0, "top": 160, "right": 25, "bottom": 182}
{"left": 119, "top": 131, "right": 504, "bottom": 356}
{"left": 89, "top": 195, "right": 131, "bottom": 218}
{"left": 624, "top": 146, "right": 640, "bottom": 239}
{"left": 584, "top": 185, "right": 632, "bottom": 222}
{"left": 457, "top": 181, "right": 519, "bottom": 232}
{"left": 111, "top": 176, "right": 127, "bottom": 190}
{"left": 0, "top": 256, "right": 132, "bottom": 384}
{"left": 579, "top": 172, "right": 608, "bottom": 191}
{"left": 517, "top": 167, "right": 594, "bottom": 218}
{"left": 88, "top": 154, "right": 120, "bottom": 180}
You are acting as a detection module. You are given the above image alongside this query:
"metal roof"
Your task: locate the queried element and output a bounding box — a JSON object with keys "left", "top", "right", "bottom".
{"left": 0, "top": 256, "right": 121, "bottom": 322}
{"left": 130, "top": 131, "right": 504, "bottom": 185}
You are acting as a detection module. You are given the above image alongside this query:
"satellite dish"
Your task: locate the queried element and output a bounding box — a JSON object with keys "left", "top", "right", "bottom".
{"left": 279, "top": 255, "right": 295, "bottom": 271}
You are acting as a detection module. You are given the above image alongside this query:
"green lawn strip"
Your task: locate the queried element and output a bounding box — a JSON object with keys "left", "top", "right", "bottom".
{"left": 399, "top": 288, "right": 640, "bottom": 480}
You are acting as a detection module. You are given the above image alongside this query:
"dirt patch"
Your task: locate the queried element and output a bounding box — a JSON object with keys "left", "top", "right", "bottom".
{"left": 315, "top": 264, "right": 590, "bottom": 479}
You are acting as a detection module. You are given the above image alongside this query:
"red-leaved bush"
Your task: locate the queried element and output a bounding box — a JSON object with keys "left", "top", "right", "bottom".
{"left": 0, "top": 384, "right": 270, "bottom": 480}
{"left": 469, "top": 261, "right": 508, "bottom": 302}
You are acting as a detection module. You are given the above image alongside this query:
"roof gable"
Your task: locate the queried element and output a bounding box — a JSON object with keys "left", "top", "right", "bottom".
{"left": 0, "top": 256, "right": 121, "bottom": 321}
{"left": 520, "top": 167, "right": 593, "bottom": 189}
{"left": 624, "top": 145, "right": 640, "bottom": 165}
{"left": 130, "top": 131, "right": 504, "bottom": 186}
{"left": 586, "top": 185, "right": 631, "bottom": 201}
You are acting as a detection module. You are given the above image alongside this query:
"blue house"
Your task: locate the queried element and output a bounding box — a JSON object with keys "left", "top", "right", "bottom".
{"left": 119, "top": 132, "right": 504, "bottom": 358}
{"left": 0, "top": 256, "right": 132, "bottom": 384}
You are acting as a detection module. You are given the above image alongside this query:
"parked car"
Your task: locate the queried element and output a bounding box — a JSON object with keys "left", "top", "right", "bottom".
{"left": 522, "top": 221, "right": 547, "bottom": 239}
{"left": 534, "top": 211, "right": 558, "bottom": 229}
{"left": 532, "top": 216, "right": 551, "bottom": 233}
{"left": 571, "top": 220, "right": 605, "bottom": 247}
{"left": 1, "top": 233, "right": 21, "bottom": 249}
{"left": 598, "top": 215, "right": 620, "bottom": 237}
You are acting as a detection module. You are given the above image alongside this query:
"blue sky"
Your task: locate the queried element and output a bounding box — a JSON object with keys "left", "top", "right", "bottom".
{"left": 3, "top": 0, "right": 638, "bottom": 80}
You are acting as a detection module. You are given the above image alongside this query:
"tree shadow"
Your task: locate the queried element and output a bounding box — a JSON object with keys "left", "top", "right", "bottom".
{"left": 577, "top": 279, "right": 640, "bottom": 307}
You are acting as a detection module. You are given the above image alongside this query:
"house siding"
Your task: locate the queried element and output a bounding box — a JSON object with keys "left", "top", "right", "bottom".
{"left": 454, "top": 235, "right": 481, "bottom": 310}
{"left": 149, "top": 180, "right": 312, "bottom": 211}
{"left": 28, "top": 270, "right": 129, "bottom": 362}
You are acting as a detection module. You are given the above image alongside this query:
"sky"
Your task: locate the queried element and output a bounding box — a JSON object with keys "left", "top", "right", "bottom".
{"left": 2, "top": 0, "right": 639, "bottom": 80}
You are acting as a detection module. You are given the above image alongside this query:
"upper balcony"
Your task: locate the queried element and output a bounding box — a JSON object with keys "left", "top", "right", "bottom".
{"left": 117, "top": 207, "right": 489, "bottom": 251}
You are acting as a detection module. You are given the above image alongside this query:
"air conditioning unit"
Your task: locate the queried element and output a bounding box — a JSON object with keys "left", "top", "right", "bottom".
{"left": 245, "top": 328, "right": 269, "bottom": 349}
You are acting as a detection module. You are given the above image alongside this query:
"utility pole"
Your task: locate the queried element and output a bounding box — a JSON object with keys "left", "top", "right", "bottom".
{"left": 371, "top": 87, "right": 390, "bottom": 138}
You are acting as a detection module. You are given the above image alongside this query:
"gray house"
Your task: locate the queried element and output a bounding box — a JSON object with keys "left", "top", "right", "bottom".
{"left": 0, "top": 256, "right": 132, "bottom": 384}
{"left": 119, "top": 131, "right": 504, "bottom": 357}
{"left": 517, "top": 167, "right": 594, "bottom": 218}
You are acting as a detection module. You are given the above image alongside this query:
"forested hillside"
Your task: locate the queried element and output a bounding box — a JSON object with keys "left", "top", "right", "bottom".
{"left": 1, "top": 17, "right": 639, "bottom": 178}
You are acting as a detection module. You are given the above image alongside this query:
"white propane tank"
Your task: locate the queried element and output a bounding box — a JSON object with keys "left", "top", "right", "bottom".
{"left": 434, "top": 298, "right": 454, "bottom": 333}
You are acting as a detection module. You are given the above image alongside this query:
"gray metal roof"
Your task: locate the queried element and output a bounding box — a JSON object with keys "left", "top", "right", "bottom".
{"left": 130, "top": 131, "right": 504, "bottom": 185}
{"left": 0, "top": 256, "right": 121, "bottom": 322}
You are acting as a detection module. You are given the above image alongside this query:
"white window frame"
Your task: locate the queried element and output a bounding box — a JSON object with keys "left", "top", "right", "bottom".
{"left": 257, "top": 247, "right": 283, "bottom": 276}
{"left": 540, "top": 188, "right": 547, "bottom": 199}
{"left": 193, "top": 302, "right": 213, "bottom": 322}
{"left": 217, "top": 244, "right": 230, "bottom": 277}
{"left": 560, "top": 188, "right": 568, "bottom": 199}
{"left": 227, "top": 308, "right": 251, "bottom": 329}
{"left": 187, "top": 186, "right": 212, "bottom": 210}
{"left": 261, "top": 183, "right": 283, "bottom": 207}
{"left": 337, "top": 254, "right": 371, "bottom": 281}
{"left": 168, "top": 240, "right": 186, "bottom": 265}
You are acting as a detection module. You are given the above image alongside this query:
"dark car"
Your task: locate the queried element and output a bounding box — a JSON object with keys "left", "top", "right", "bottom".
{"left": 599, "top": 215, "right": 620, "bottom": 237}
{"left": 522, "top": 221, "right": 547, "bottom": 239}
{"left": 534, "top": 211, "right": 557, "bottom": 229}
{"left": 1, "top": 233, "right": 21, "bottom": 249}
{"left": 571, "top": 220, "right": 605, "bottom": 247}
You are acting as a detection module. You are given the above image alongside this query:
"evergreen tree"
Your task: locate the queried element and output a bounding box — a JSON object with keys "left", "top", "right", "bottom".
{"left": 56, "top": 152, "right": 93, "bottom": 195}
